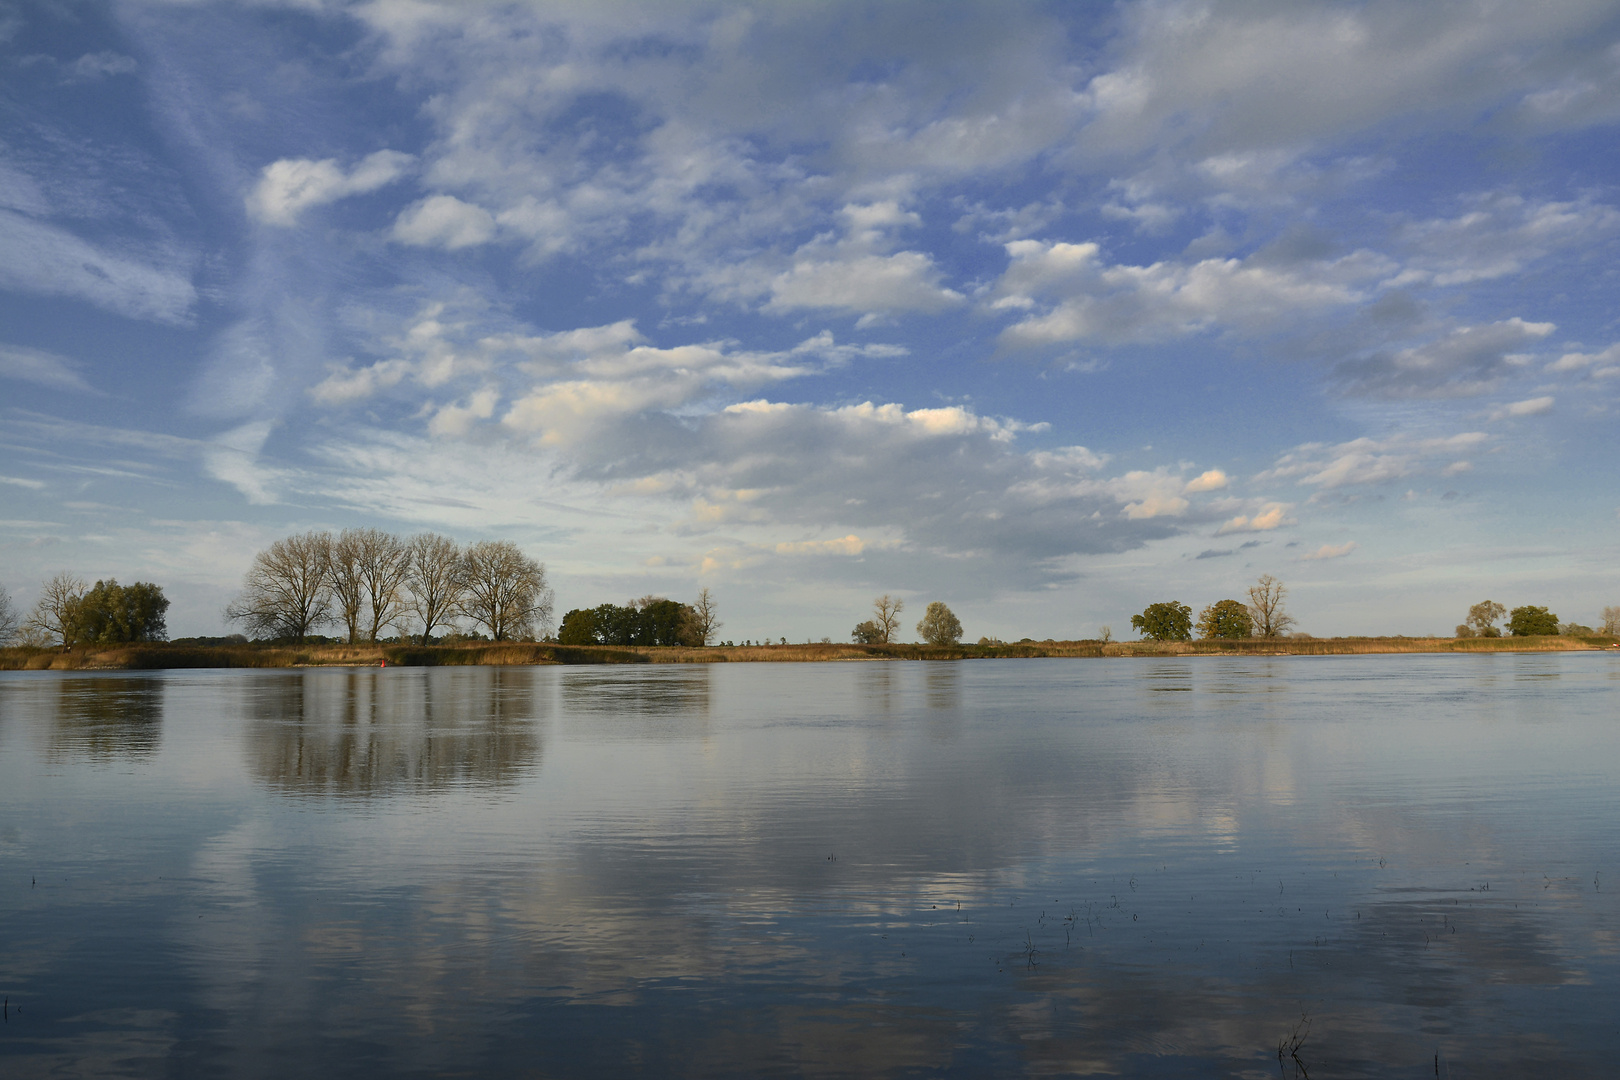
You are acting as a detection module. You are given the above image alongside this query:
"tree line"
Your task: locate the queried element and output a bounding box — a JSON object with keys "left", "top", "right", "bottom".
{"left": 1128, "top": 574, "right": 1297, "bottom": 641}
{"left": 557, "top": 588, "right": 721, "bottom": 647}
{"left": 850, "top": 595, "right": 964, "bottom": 645}
{"left": 1455, "top": 601, "right": 1618, "bottom": 637}
{"left": 224, "top": 530, "right": 553, "bottom": 643}
{"left": 0, "top": 574, "right": 171, "bottom": 647}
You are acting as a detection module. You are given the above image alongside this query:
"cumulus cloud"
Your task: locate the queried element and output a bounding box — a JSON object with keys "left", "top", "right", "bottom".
{"left": 1075, "top": 2, "right": 1620, "bottom": 164}
{"left": 1215, "top": 503, "right": 1293, "bottom": 535}
{"left": 1396, "top": 193, "right": 1620, "bottom": 287}
{"left": 768, "top": 251, "right": 963, "bottom": 316}
{"left": 1548, "top": 342, "right": 1620, "bottom": 377}
{"left": 1183, "top": 469, "right": 1228, "bottom": 493}
{"left": 309, "top": 359, "right": 412, "bottom": 405}
{"left": 1334, "top": 318, "right": 1554, "bottom": 399}
{"left": 247, "top": 150, "right": 414, "bottom": 226}
{"left": 992, "top": 238, "right": 1391, "bottom": 348}
{"left": 392, "top": 195, "right": 497, "bottom": 249}
{"left": 1258, "top": 432, "right": 1488, "bottom": 490}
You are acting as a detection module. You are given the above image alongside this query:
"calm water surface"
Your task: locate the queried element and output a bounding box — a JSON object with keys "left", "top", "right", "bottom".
{"left": 1, "top": 656, "right": 1616, "bottom": 1077}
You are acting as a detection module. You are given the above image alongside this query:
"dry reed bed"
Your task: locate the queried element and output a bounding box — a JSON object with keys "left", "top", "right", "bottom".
{"left": 1, "top": 634, "right": 1612, "bottom": 671}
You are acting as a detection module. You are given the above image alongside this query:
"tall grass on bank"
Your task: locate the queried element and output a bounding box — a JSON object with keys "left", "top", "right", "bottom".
{"left": 0, "top": 635, "right": 1610, "bottom": 671}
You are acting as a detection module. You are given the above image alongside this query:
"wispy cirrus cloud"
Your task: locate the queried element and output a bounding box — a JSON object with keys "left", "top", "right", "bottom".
{"left": 0, "top": 343, "right": 100, "bottom": 394}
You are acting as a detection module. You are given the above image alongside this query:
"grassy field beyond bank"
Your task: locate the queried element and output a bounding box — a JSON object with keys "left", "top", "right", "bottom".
{"left": 0, "top": 635, "right": 1614, "bottom": 671}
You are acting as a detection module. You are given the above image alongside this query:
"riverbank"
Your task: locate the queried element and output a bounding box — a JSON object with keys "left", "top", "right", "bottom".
{"left": 1, "top": 634, "right": 1614, "bottom": 670}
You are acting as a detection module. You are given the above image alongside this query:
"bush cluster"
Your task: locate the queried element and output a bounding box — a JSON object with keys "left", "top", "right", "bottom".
{"left": 558, "top": 598, "right": 703, "bottom": 647}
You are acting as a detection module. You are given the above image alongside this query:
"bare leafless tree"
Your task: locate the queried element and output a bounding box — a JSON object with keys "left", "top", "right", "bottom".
{"left": 405, "top": 532, "right": 465, "bottom": 644}
{"left": 0, "top": 582, "right": 20, "bottom": 646}
{"left": 872, "top": 594, "right": 905, "bottom": 644}
{"left": 225, "top": 531, "right": 334, "bottom": 641}
{"left": 327, "top": 529, "right": 366, "bottom": 644}
{"left": 460, "top": 540, "right": 553, "bottom": 641}
{"left": 1246, "top": 574, "right": 1297, "bottom": 639}
{"left": 690, "top": 586, "right": 722, "bottom": 645}
{"left": 23, "top": 572, "right": 88, "bottom": 647}
{"left": 354, "top": 528, "right": 412, "bottom": 642}
{"left": 1600, "top": 605, "right": 1619, "bottom": 636}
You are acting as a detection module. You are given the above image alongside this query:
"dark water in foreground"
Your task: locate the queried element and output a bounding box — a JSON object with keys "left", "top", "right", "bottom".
{"left": 1, "top": 656, "right": 1616, "bottom": 1078}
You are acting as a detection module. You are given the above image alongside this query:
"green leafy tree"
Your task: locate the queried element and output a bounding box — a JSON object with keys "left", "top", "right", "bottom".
{"left": 632, "top": 596, "right": 703, "bottom": 646}
{"left": 559, "top": 598, "right": 703, "bottom": 646}
{"left": 557, "top": 607, "right": 600, "bottom": 645}
{"left": 1507, "top": 605, "right": 1559, "bottom": 636}
{"left": 852, "top": 619, "right": 883, "bottom": 644}
{"left": 63, "top": 580, "right": 170, "bottom": 645}
{"left": 1197, "top": 599, "right": 1253, "bottom": 639}
{"left": 915, "top": 601, "right": 963, "bottom": 645}
{"left": 1466, "top": 600, "right": 1506, "bottom": 637}
{"left": 1131, "top": 601, "right": 1192, "bottom": 641}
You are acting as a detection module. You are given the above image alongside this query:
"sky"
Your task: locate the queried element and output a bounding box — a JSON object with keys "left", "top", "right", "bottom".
{"left": 2, "top": 0, "right": 1618, "bottom": 642}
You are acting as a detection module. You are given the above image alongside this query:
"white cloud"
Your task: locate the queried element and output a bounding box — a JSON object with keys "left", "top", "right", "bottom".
{"left": 1335, "top": 318, "right": 1555, "bottom": 399}
{"left": 1259, "top": 432, "right": 1489, "bottom": 490}
{"left": 1183, "top": 469, "right": 1228, "bottom": 493}
{"left": 202, "top": 420, "right": 280, "bottom": 505}
{"left": 66, "top": 52, "right": 138, "bottom": 81}
{"left": 1548, "top": 342, "right": 1620, "bottom": 376}
{"left": 992, "top": 238, "right": 1390, "bottom": 348}
{"left": 1398, "top": 194, "right": 1620, "bottom": 286}
{"left": 309, "top": 359, "right": 412, "bottom": 406}
{"left": 767, "top": 251, "right": 964, "bottom": 316}
{"left": 0, "top": 209, "right": 196, "bottom": 324}
{"left": 1489, "top": 396, "right": 1554, "bottom": 420}
{"left": 247, "top": 150, "right": 414, "bottom": 226}
{"left": 392, "top": 194, "right": 497, "bottom": 250}
{"left": 429, "top": 387, "right": 500, "bottom": 437}
{"left": 0, "top": 343, "right": 99, "bottom": 394}
{"left": 1215, "top": 503, "right": 1293, "bottom": 535}
{"left": 1075, "top": 2, "right": 1620, "bottom": 164}
{"left": 1300, "top": 540, "right": 1357, "bottom": 561}
{"left": 775, "top": 535, "right": 865, "bottom": 557}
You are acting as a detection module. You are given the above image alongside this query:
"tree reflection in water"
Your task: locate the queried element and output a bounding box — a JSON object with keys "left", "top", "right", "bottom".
{"left": 244, "top": 667, "right": 544, "bottom": 797}
{"left": 22, "top": 675, "right": 167, "bottom": 760}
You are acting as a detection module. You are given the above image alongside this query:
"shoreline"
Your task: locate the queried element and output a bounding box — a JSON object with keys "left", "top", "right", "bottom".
{"left": 1, "top": 635, "right": 1614, "bottom": 671}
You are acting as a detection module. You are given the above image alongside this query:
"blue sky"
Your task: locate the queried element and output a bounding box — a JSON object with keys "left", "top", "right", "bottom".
{"left": 3, "top": 0, "right": 1619, "bottom": 641}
